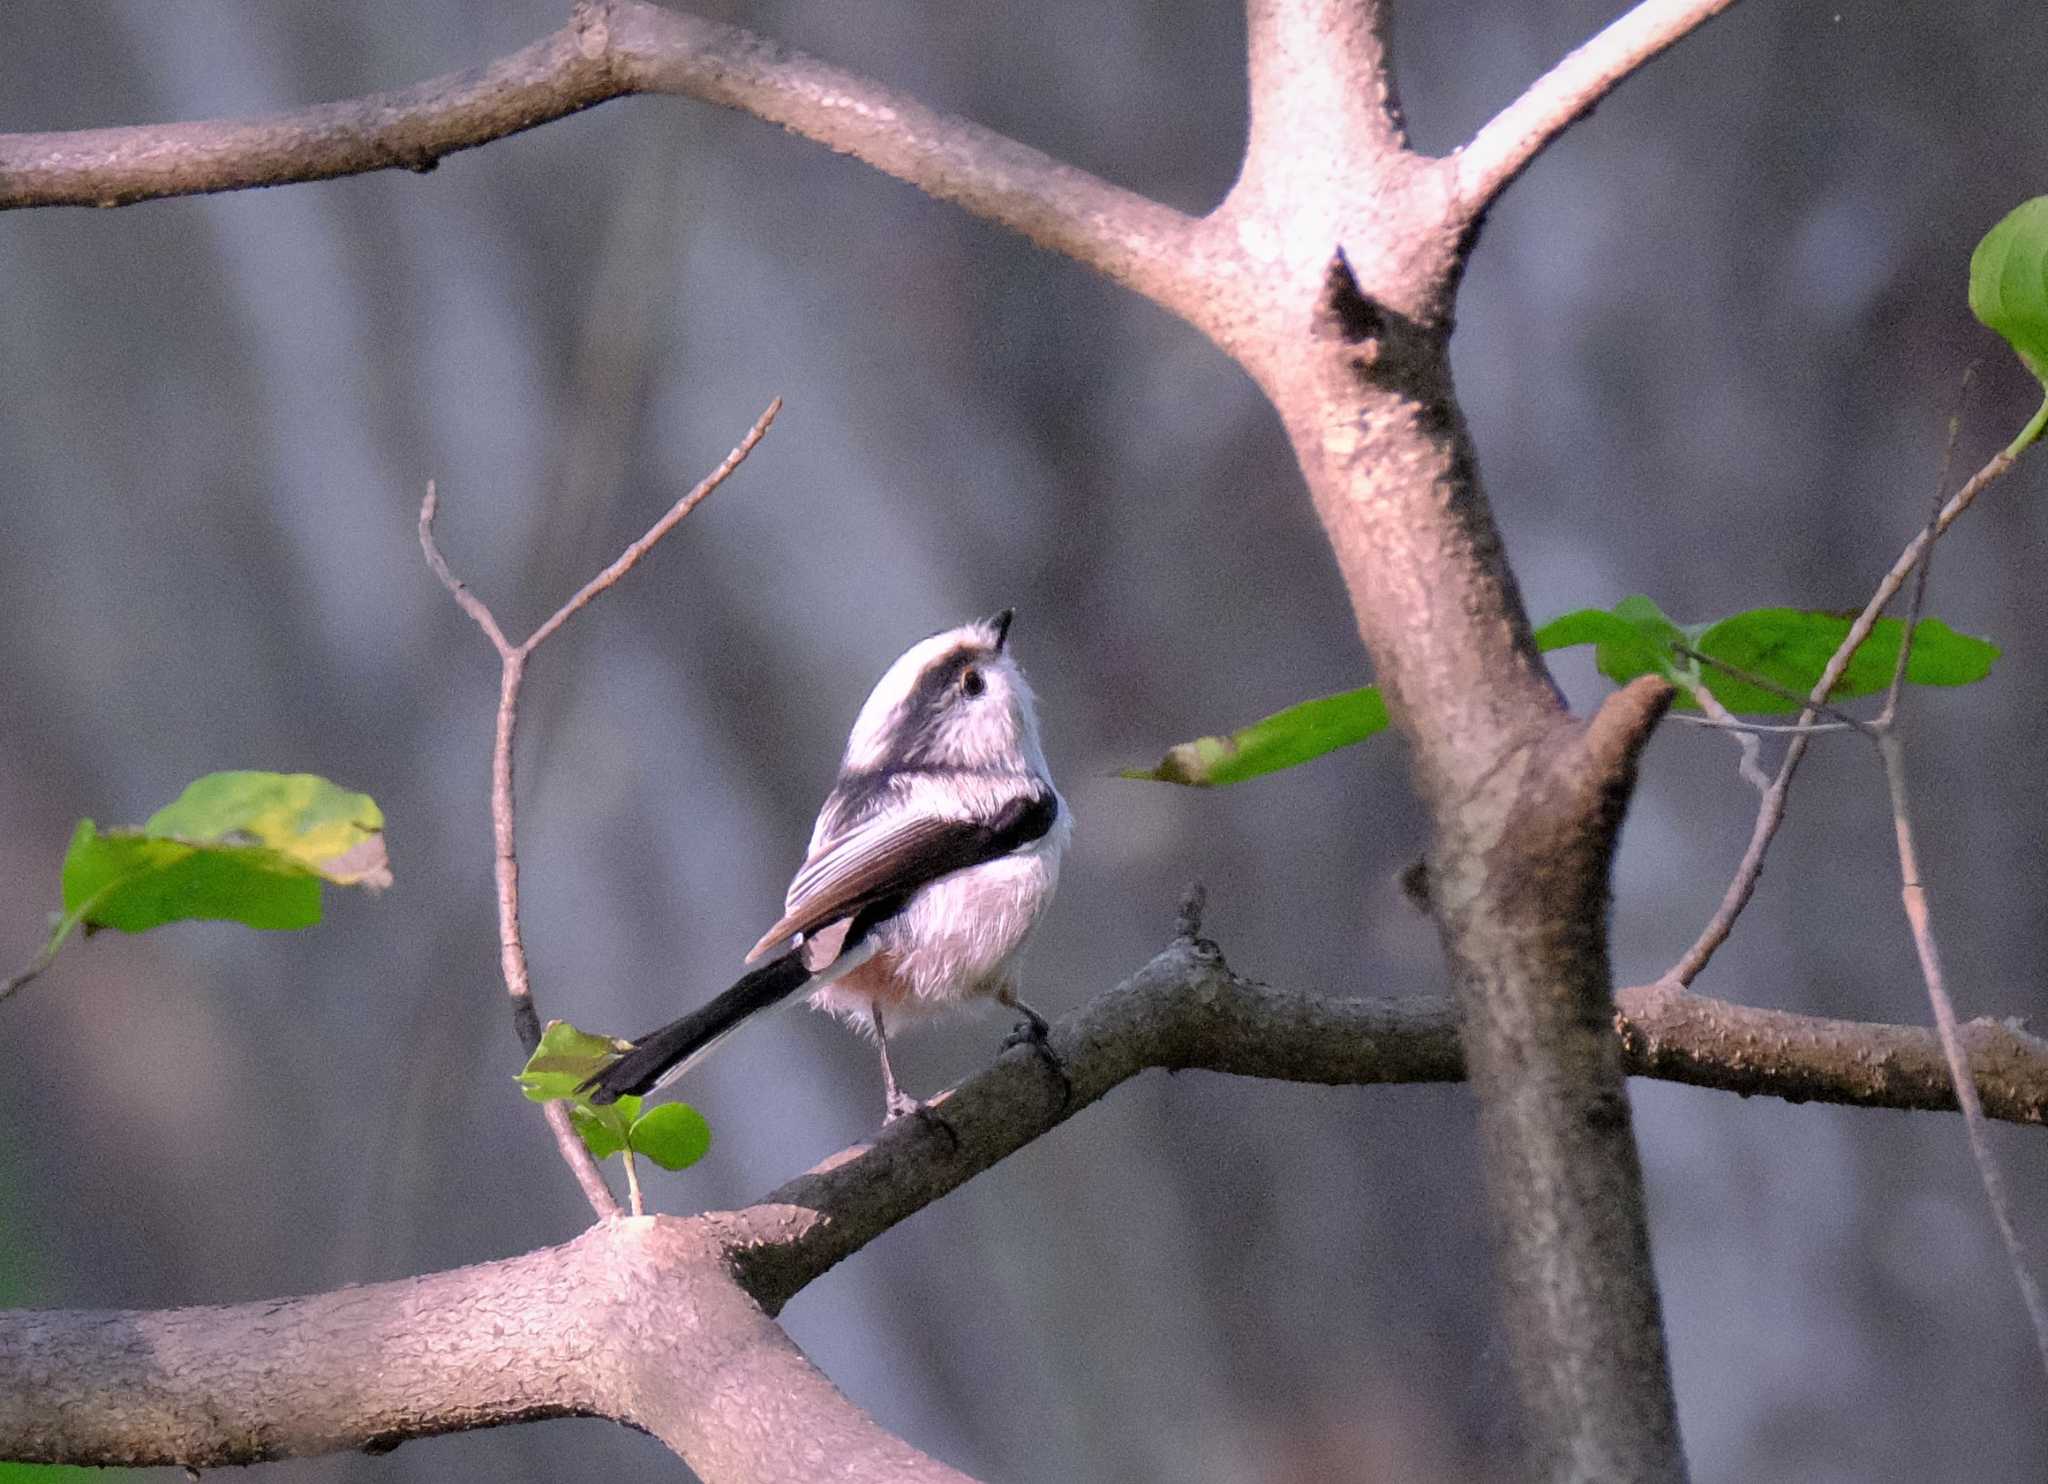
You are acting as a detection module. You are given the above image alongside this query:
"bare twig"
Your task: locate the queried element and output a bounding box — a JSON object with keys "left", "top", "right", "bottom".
{"left": 522, "top": 400, "right": 778, "bottom": 654}
{"left": 1876, "top": 497, "right": 1943, "bottom": 728}
{"left": 1675, "top": 675, "right": 1774, "bottom": 793}
{"left": 1663, "top": 436, "right": 2026, "bottom": 987}
{"left": 1877, "top": 372, "right": 1971, "bottom": 726}
{"left": 1867, "top": 394, "right": 2048, "bottom": 1379}
{"left": 1669, "top": 715, "right": 1853, "bottom": 737}
{"left": 1661, "top": 369, "right": 2048, "bottom": 1376}
{"left": 1671, "top": 644, "right": 1875, "bottom": 736}
{"left": 1454, "top": 0, "right": 1743, "bottom": 215}
{"left": 418, "top": 399, "right": 781, "bottom": 1220}
{"left": 1880, "top": 731, "right": 2048, "bottom": 1377}
{"left": 0, "top": 928, "right": 66, "bottom": 1006}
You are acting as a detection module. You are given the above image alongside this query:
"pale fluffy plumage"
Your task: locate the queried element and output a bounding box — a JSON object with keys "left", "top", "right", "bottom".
{"left": 792, "top": 613, "right": 1068, "bottom": 1027}
{"left": 838, "top": 614, "right": 1055, "bottom": 779}
{"left": 807, "top": 816, "right": 1067, "bottom": 1030}
{"left": 580, "top": 611, "right": 1069, "bottom": 1116}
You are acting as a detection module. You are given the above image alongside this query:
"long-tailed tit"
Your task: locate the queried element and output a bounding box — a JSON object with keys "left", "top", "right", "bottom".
{"left": 581, "top": 610, "right": 1069, "bottom": 1122}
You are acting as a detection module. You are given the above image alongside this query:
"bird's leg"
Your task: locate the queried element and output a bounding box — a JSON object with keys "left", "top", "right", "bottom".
{"left": 873, "top": 1008, "right": 961, "bottom": 1146}
{"left": 998, "top": 989, "right": 1070, "bottom": 1112}
{"left": 1000, "top": 993, "right": 1051, "bottom": 1046}
{"left": 873, "top": 1006, "right": 922, "bottom": 1123}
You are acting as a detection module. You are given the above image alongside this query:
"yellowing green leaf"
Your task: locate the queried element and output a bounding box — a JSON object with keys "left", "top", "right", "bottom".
{"left": 1121, "top": 687, "right": 1390, "bottom": 787}
{"left": 57, "top": 772, "right": 389, "bottom": 937}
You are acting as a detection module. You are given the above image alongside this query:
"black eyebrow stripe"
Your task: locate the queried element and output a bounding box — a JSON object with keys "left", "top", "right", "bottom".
{"left": 877, "top": 641, "right": 992, "bottom": 769}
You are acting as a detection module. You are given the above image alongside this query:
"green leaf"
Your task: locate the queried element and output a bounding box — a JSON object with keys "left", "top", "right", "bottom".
{"left": 571, "top": 1104, "right": 633, "bottom": 1161}
{"left": 1971, "top": 196, "right": 2048, "bottom": 389}
{"left": 60, "top": 771, "right": 389, "bottom": 935}
{"left": 1686, "top": 610, "right": 1998, "bottom": 714}
{"left": 1534, "top": 595, "right": 1694, "bottom": 686}
{"left": 518, "top": 1019, "right": 711, "bottom": 1168}
{"left": 518, "top": 1022, "right": 639, "bottom": 1159}
{"left": 1539, "top": 601, "right": 1998, "bottom": 714}
{"left": 516, "top": 1020, "right": 628, "bottom": 1103}
{"left": 1119, "top": 686, "right": 1391, "bottom": 787}
{"left": 60, "top": 822, "right": 323, "bottom": 933}
{"left": 42, "top": 772, "right": 388, "bottom": 968}
{"left": 143, "top": 771, "right": 391, "bottom": 885}
{"left": 1121, "top": 599, "right": 1999, "bottom": 787}
{"left": 628, "top": 1102, "right": 713, "bottom": 1171}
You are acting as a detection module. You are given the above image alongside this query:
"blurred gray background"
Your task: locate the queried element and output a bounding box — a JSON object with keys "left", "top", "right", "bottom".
{"left": 3, "top": 3, "right": 2046, "bottom": 1480}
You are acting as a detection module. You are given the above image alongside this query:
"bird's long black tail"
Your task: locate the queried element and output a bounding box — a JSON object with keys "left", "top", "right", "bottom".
{"left": 579, "top": 949, "right": 812, "bottom": 1104}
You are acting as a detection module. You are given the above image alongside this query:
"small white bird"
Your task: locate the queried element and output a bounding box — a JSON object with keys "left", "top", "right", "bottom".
{"left": 582, "top": 610, "right": 1070, "bottom": 1121}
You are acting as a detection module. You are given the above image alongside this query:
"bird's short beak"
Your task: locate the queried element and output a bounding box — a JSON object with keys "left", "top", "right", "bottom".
{"left": 986, "top": 608, "right": 1015, "bottom": 650}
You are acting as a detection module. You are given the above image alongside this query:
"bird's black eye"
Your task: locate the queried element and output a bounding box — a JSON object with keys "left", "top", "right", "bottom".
{"left": 960, "top": 666, "right": 986, "bottom": 698}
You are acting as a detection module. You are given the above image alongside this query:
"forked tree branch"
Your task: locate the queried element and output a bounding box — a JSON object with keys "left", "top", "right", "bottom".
{"left": 1230, "top": 0, "right": 1694, "bottom": 1470}
{"left": 7, "top": 914, "right": 2046, "bottom": 1471}
{"left": 418, "top": 399, "right": 780, "bottom": 1219}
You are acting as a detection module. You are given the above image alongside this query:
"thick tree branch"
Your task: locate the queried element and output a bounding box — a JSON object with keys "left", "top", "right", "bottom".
{"left": 10, "top": 922, "right": 2047, "bottom": 1471}
{"left": 1453, "top": 0, "right": 1743, "bottom": 217}
{"left": 1234, "top": 0, "right": 1407, "bottom": 208}
{"left": 0, "top": 23, "right": 610, "bottom": 209}
{"left": 1613, "top": 984, "right": 2048, "bottom": 1123}
{"left": 0, "top": 2, "right": 1207, "bottom": 317}
{"left": 1228, "top": 3, "right": 1694, "bottom": 1471}
{"left": 606, "top": 5, "right": 1207, "bottom": 313}
{"left": 0, "top": 1218, "right": 969, "bottom": 1483}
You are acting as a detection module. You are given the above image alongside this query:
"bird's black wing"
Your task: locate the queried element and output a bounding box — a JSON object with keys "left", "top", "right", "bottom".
{"left": 745, "top": 790, "right": 1058, "bottom": 962}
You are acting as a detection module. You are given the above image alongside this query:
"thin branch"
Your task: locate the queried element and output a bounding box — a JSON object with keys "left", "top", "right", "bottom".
{"left": 1877, "top": 496, "right": 1943, "bottom": 728}
{"left": 0, "top": 3, "right": 1205, "bottom": 317}
{"left": 1869, "top": 386, "right": 2048, "bottom": 1379}
{"left": 0, "top": 927, "right": 67, "bottom": 1006}
{"left": 1659, "top": 374, "right": 2048, "bottom": 1375}
{"left": 11, "top": 926, "right": 2048, "bottom": 1470}
{"left": 1782, "top": 436, "right": 2022, "bottom": 740}
{"left": 730, "top": 925, "right": 2048, "bottom": 1312}
{"left": 1880, "top": 731, "right": 2048, "bottom": 1377}
{"left": 523, "top": 398, "right": 779, "bottom": 654}
{"left": 1663, "top": 437, "right": 2026, "bottom": 987}
{"left": 418, "top": 482, "right": 515, "bottom": 658}
{"left": 1672, "top": 644, "right": 1875, "bottom": 736}
{"left": 418, "top": 400, "right": 780, "bottom": 1220}
{"left": 1676, "top": 674, "right": 1773, "bottom": 793}
{"left": 423, "top": 498, "right": 615, "bottom": 1217}
{"left": 1612, "top": 982, "right": 2048, "bottom": 1122}
{"left": 1669, "top": 715, "right": 1852, "bottom": 737}
{"left": 1877, "top": 372, "right": 1971, "bottom": 726}
{"left": 1454, "top": 0, "right": 1743, "bottom": 214}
